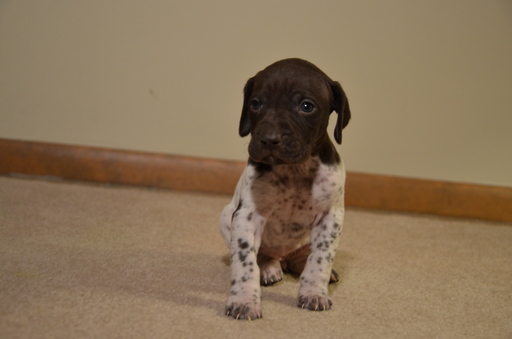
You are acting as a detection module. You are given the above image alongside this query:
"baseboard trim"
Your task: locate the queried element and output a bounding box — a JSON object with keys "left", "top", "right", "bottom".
{"left": 1, "top": 138, "right": 511, "bottom": 223}
{"left": 0, "top": 138, "right": 245, "bottom": 194}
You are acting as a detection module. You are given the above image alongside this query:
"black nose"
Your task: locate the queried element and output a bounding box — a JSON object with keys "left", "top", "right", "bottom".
{"left": 260, "top": 132, "right": 282, "bottom": 149}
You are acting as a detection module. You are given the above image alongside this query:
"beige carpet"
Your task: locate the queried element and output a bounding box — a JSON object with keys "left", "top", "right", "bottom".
{"left": 1, "top": 176, "right": 511, "bottom": 338}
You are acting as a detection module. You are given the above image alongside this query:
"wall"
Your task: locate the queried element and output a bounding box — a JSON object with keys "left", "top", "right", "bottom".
{"left": 1, "top": 0, "right": 511, "bottom": 187}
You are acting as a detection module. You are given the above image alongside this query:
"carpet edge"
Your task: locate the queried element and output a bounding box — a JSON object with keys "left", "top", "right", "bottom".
{"left": 1, "top": 138, "right": 511, "bottom": 223}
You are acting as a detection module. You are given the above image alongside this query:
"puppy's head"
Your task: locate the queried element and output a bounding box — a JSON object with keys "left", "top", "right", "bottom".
{"left": 239, "top": 58, "right": 350, "bottom": 165}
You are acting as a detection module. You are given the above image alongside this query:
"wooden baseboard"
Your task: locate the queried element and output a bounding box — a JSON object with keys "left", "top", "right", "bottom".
{"left": 1, "top": 138, "right": 511, "bottom": 223}
{"left": 0, "top": 138, "right": 245, "bottom": 194}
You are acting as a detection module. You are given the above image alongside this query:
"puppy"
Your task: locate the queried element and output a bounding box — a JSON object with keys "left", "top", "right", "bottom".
{"left": 220, "top": 58, "right": 351, "bottom": 320}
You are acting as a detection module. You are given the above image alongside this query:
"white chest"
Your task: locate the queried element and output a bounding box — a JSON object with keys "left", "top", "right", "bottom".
{"left": 249, "top": 159, "right": 345, "bottom": 259}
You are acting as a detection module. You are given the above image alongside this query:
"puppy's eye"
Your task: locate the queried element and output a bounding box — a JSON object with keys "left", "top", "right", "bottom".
{"left": 300, "top": 101, "right": 315, "bottom": 113}
{"left": 250, "top": 99, "right": 261, "bottom": 111}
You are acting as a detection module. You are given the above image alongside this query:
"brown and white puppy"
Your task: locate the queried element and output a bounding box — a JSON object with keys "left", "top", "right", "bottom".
{"left": 220, "top": 58, "right": 351, "bottom": 320}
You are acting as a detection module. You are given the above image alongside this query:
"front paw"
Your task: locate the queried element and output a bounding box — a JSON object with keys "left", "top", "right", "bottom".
{"left": 297, "top": 291, "right": 332, "bottom": 311}
{"left": 225, "top": 297, "right": 262, "bottom": 320}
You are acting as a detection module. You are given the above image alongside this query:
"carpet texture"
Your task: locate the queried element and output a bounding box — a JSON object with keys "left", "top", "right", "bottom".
{"left": 1, "top": 176, "right": 511, "bottom": 338}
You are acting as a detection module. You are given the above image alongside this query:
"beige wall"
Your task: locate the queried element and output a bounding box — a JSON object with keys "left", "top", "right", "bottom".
{"left": 1, "top": 1, "right": 511, "bottom": 187}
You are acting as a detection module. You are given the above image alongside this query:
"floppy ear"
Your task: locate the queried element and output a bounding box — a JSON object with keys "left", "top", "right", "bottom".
{"left": 239, "top": 77, "right": 255, "bottom": 137}
{"left": 331, "top": 81, "right": 351, "bottom": 144}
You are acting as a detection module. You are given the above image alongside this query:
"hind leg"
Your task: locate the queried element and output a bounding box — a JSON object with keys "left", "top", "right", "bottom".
{"left": 257, "top": 254, "right": 283, "bottom": 286}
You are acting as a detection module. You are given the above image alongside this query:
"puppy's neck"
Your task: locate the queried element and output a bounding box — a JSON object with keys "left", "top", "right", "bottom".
{"left": 313, "top": 135, "right": 340, "bottom": 165}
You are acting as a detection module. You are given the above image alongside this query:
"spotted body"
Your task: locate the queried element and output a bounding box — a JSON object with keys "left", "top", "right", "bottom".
{"left": 219, "top": 58, "right": 351, "bottom": 320}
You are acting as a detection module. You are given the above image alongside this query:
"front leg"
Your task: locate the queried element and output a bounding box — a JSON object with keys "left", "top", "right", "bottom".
{"left": 298, "top": 208, "right": 344, "bottom": 311}
{"left": 225, "top": 210, "right": 265, "bottom": 320}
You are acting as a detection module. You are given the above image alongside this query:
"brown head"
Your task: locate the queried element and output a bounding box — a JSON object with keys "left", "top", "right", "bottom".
{"left": 239, "top": 58, "right": 351, "bottom": 165}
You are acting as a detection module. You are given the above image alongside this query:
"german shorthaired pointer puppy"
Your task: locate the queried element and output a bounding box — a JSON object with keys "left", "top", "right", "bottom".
{"left": 220, "top": 58, "right": 351, "bottom": 320}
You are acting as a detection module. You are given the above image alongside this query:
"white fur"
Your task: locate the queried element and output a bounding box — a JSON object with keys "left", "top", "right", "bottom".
{"left": 220, "top": 157, "right": 345, "bottom": 319}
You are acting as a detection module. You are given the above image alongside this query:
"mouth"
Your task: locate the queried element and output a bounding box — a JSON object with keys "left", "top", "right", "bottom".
{"left": 249, "top": 149, "right": 308, "bottom": 165}
{"left": 248, "top": 136, "right": 310, "bottom": 165}
{"left": 261, "top": 154, "right": 280, "bottom": 165}
{"left": 249, "top": 152, "right": 280, "bottom": 165}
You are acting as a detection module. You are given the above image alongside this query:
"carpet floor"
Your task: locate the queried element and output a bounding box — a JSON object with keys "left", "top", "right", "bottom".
{"left": 1, "top": 176, "right": 511, "bottom": 338}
